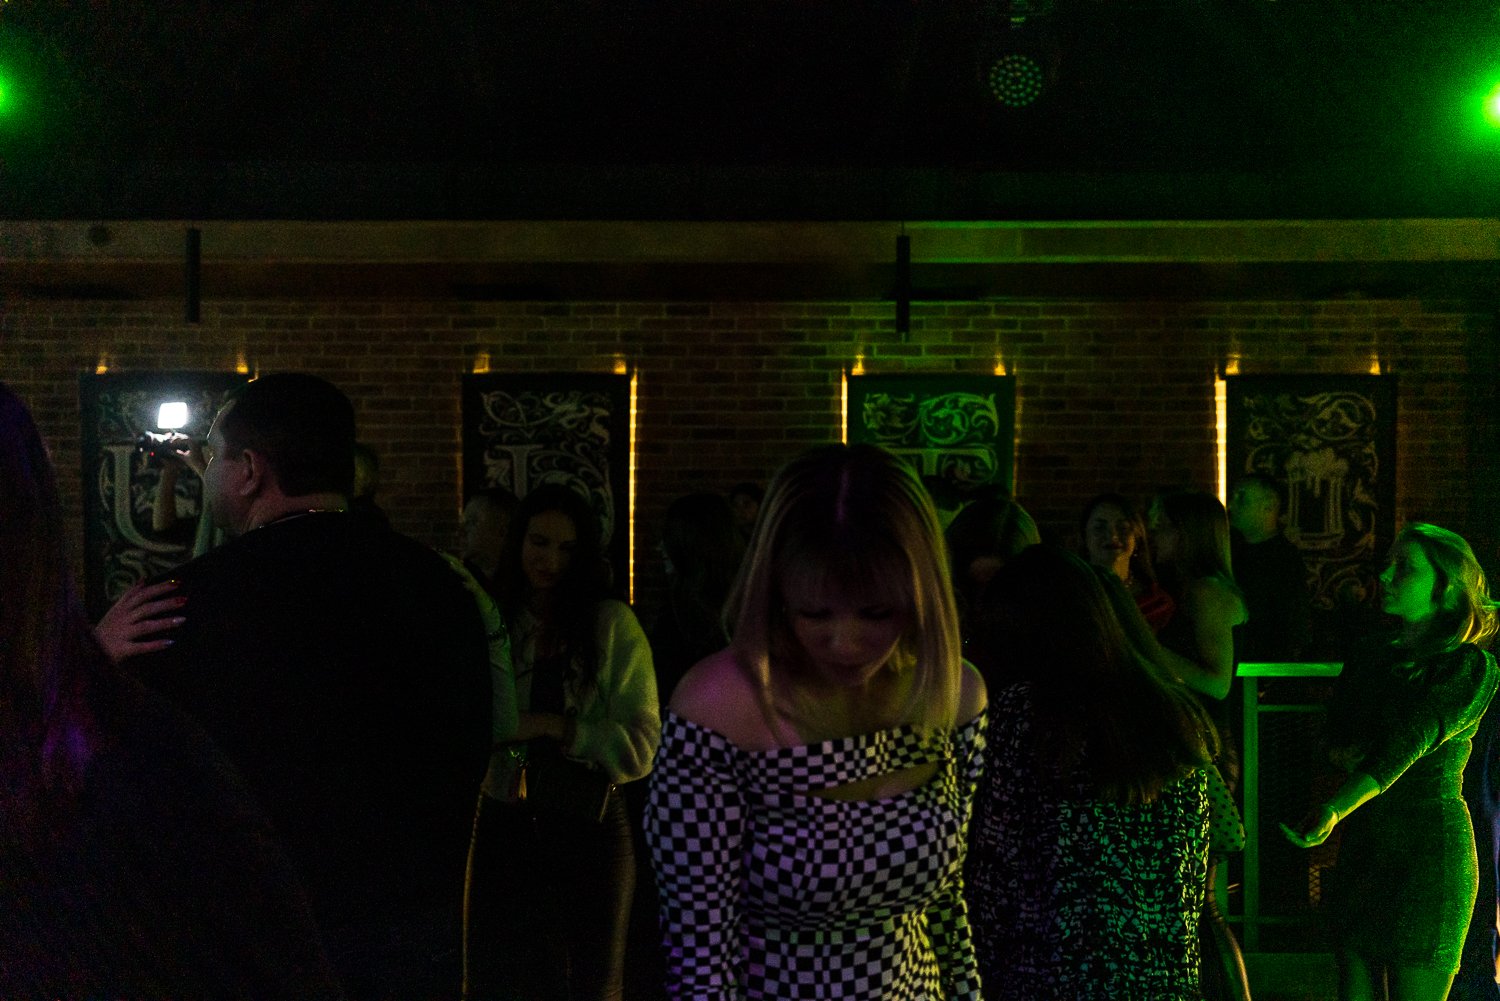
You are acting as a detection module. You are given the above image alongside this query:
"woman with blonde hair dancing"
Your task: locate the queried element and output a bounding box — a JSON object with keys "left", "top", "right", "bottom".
{"left": 1285, "top": 523, "right": 1500, "bottom": 1001}
{"left": 647, "top": 443, "right": 988, "bottom": 1000}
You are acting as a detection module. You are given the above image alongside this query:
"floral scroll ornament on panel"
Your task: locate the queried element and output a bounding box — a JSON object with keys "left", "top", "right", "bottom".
{"left": 859, "top": 391, "right": 1003, "bottom": 483}
{"left": 1242, "top": 390, "right": 1382, "bottom": 612}
{"left": 475, "top": 388, "right": 617, "bottom": 547}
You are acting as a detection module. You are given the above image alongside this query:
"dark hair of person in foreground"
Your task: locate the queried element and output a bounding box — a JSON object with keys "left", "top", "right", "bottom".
{"left": 974, "top": 544, "right": 1217, "bottom": 804}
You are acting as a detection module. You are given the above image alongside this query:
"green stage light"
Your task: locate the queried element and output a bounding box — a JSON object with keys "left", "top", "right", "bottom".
{"left": 0, "top": 68, "right": 20, "bottom": 120}
{"left": 1485, "top": 82, "right": 1500, "bottom": 128}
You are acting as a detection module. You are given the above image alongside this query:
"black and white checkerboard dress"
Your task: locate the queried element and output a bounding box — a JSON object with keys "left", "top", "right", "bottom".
{"left": 646, "top": 709, "right": 987, "bottom": 1000}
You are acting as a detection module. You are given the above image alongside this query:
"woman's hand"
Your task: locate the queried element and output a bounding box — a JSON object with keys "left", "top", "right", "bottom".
{"left": 514, "top": 711, "right": 568, "bottom": 743}
{"left": 1280, "top": 803, "right": 1339, "bottom": 848}
{"left": 95, "top": 580, "right": 186, "bottom": 662}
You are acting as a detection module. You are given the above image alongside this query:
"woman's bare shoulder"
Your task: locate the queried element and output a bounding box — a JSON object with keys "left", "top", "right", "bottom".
{"left": 958, "top": 660, "right": 988, "bottom": 725}
{"left": 1189, "top": 574, "right": 1248, "bottom": 624}
{"left": 670, "top": 649, "right": 774, "bottom": 748}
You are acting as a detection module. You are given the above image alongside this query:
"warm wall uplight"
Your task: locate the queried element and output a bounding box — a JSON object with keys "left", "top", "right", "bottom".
{"left": 1224, "top": 357, "right": 1241, "bottom": 377}
{"left": 1215, "top": 376, "right": 1229, "bottom": 505}
{"left": 851, "top": 354, "right": 865, "bottom": 376}
{"left": 840, "top": 369, "right": 850, "bottom": 444}
{"left": 95, "top": 354, "right": 109, "bottom": 375}
{"left": 628, "top": 369, "right": 639, "bottom": 605}
{"left": 993, "top": 356, "right": 1008, "bottom": 376}
{"left": 235, "top": 352, "right": 250, "bottom": 376}
{"left": 1369, "top": 356, "right": 1382, "bottom": 375}
{"left": 472, "top": 352, "right": 491, "bottom": 375}
{"left": 1012, "top": 392, "right": 1023, "bottom": 495}
{"left": 614, "top": 357, "right": 629, "bottom": 376}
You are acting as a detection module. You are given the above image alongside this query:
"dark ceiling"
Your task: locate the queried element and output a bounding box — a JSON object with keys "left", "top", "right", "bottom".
{"left": 1, "top": 1, "right": 1498, "bottom": 219}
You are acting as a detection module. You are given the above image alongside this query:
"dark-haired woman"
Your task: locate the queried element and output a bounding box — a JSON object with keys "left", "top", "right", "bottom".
{"left": 1081, "top": 493, "right": 1176, "bottom": 634}
{"left": 0, "top": 383, "right": 342, "bottom": 998}
{"left": 468, "top": 483, "right": 658, "bottom": 1001}
{"left": 1285, "top": 524, "right": 1500, "bottom": 1001}
{"left": 946, "top": 496, "right": 1040, "bottom": 666}
{"left": 649, "top": 491, "right": 746, "bottom": 708}
{"left": 1150, "top": 491, "right": 1248, "bottom": 705}
{"left": 965, "top": 545, "right": 1235, "bottom": 1001}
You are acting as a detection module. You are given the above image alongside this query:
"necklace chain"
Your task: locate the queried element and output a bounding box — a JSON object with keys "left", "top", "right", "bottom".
{"left": 254, "top": 508, "right": 345, "bottom": 531}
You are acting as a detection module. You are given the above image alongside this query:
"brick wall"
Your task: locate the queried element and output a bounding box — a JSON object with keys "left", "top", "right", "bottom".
{"left": 1, "top": 296, "right": 1490, "bottom": 623}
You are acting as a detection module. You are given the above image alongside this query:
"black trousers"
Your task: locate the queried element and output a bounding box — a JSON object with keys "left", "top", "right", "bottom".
{"left": 465, "top": 794, "right": 635, "bottom": 1001}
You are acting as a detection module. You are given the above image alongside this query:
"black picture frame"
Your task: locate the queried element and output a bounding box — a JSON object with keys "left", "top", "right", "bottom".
{"left": 1226, "top": 374, "right": 1398, "bottom": 632}
{"left": 846, "top": 373, "right": 1017, "bottom": 495}
{"left": 461, "top": 372, "right": 633, "bottom": 597}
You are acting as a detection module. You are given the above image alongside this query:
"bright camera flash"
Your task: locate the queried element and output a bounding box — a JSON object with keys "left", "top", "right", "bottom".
{"left": 157, "top": 402, "right": 189, "bottom": 430}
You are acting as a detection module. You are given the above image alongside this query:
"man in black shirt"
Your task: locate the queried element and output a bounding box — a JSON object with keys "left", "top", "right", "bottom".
{"left": 131, "top": 374, "right": 491, "bottom": 999}
{"left": 1229, "top": 473, "right": 1312, "bottom": 662}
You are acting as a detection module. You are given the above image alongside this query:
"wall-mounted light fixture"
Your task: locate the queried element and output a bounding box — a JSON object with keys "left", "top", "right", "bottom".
{"left": 895, "top": 232, "right": 911, "bottom": 337}
{"left": 840, "top": 369, "right": 850, "bottom": 444}
{"left": 628, "top": 368, "right": 639, "bottom": 605}
{"left": 1215, "top": 369, "right": 1229, "bottom": 505}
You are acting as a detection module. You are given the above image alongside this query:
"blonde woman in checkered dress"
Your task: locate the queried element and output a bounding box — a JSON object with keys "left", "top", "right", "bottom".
{"left": 646, "top": 444, "right": 988, "bottom": 1001}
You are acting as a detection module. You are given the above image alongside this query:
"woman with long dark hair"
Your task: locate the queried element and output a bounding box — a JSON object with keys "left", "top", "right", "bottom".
{"left": 965, "top": 545, "right": 1235, "bottom": 1000}
{"left": 467, "top": 483, "right": 658, "bottom": 1001}
{"left": 648, "top": 491, "right": 746, "bottom": 707}
{"left": 0, "top": 382, "right": 340, "bottom": 998}
{"left": 946, "top": 495, "right": 1040, "bottom": 663}
{"left": 1285, "top": 523, "right": 1500, "bottom": 1001}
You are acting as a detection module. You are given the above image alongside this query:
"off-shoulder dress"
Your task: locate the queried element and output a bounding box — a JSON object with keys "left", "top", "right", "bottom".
{"left": 646, "top": 709, "right": 987, "bottom": 1001}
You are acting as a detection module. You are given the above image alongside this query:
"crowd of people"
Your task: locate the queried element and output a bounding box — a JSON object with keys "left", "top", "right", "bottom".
{"left": 4, "top": 370, "right": 1499, "bottom": 1001}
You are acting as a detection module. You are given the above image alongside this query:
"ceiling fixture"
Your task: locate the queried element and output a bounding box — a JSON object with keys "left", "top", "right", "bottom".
{"left": 987, "top": 53, "right": 1047, "bottom": 108}
{"left": 976, "top": 0, "right": 1059, "bottom": 110}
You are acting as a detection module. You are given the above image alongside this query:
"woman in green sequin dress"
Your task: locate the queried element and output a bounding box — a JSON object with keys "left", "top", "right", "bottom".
{"left": 1285, "top": 524, "right": 1500, "bottom": 1001}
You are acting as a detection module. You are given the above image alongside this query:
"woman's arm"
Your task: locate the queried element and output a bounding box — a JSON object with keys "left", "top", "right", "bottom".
{"left": 567, "top": 600, "right": 660, "bottom": 783}
{"left": 439, "top": 554, "right": 518, "bottom": 745}
{"left": 647, "top": 697, "right": 746, "bottom": 1001}
{"left": 1172, "top": 577, "right": 1245, "bottom": 702}
{"left": 1285, "top": 648, "right": 1500, "bottom": 848}
{"left": 1281, "top": 772, "right": 1380, "bottom": 848}
{"left": 930, "top": 705, "right": 987, "bottom": 999}
{"left": 1097, "top": 570, "right": 1216, "bottom": 696}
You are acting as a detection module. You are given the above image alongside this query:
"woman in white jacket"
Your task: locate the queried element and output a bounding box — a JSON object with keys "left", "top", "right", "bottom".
{"left": 468, "top": 483, "right": 658, "bottom": 1001}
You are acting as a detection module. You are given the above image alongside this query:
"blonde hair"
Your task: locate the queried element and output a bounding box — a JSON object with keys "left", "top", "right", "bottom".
{"left": 728, "top": 444, "right": 963, "bottom": 735}
{"left": 1398, "top": 522, "right": 1499, "bottom": 654}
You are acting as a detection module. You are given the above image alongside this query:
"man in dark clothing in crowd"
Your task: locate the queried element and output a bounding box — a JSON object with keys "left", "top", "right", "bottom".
{"left": 128, "top": 373, "right": 492, "bottom": 1000}
{"left": 459, "top": 485, "right": 519, "bottom": 597}
{"left": 1229, "top": 473, "right": 1312, "bottom": 661}
{"left": 348, "top": 440, "right": 392, "bottom": 530}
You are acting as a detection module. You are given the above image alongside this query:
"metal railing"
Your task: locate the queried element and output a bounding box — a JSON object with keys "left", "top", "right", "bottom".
{"left": 1236, "top": 661, "right": 1343, "bottom": 953}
